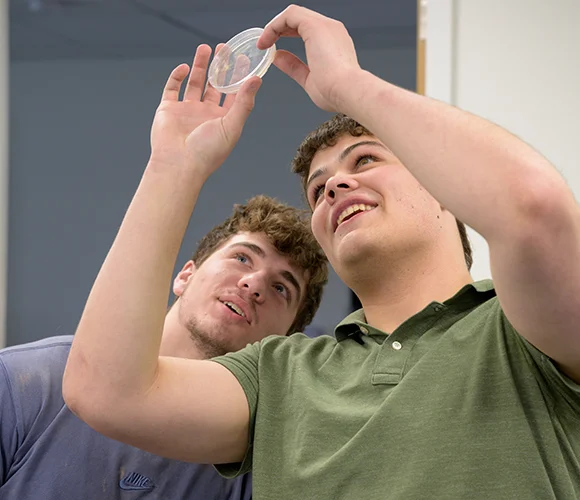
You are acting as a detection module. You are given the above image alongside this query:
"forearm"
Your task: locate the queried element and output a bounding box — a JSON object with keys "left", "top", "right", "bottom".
{"left": 338, "top": 70, "right": 572, "bottom": 239}
{"left": 65, "top": 161, "right": 205, "bottom": 401}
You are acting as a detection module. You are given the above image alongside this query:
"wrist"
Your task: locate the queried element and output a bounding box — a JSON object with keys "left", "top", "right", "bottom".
{"left": 333, "top": 69, "right": 394, "bottom": 123}
{"left": 145, "top": 157, "right": 210, "bottom": 188}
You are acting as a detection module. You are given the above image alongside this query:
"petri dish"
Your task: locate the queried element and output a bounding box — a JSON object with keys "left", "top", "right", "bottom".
{"left": 208, "top": 27, "right": 276, "bottom": 94}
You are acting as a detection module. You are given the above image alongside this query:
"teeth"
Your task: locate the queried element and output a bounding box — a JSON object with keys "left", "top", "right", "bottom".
{"left": 224, "top": 301, "right": 245, "bottom": 317}
{"left": 337, "top": 204, "right": 375, "bottom": 227}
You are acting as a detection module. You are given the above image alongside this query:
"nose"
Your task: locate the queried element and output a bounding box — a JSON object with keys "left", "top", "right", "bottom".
{"left": 238, "top": 272, "right": 266, "bottom": 304}
{"left": 325, "top": 174, "right": 358, "bottom": 205}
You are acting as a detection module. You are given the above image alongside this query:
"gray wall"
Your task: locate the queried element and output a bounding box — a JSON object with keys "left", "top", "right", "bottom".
{"left": 8, "top": 47, "right": 416, "bottom": 346}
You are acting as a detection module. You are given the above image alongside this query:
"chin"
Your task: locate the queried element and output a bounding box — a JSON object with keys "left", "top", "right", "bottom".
{"left": 336, "top": 230, "right": 376, "bottom": 260}
{"left": 334, "top": 233, "right": 389, "bottom": 280}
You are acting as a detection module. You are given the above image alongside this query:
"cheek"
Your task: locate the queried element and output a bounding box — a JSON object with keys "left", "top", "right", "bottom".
{"left": 405, "top": 186, "right": 441, "bottom": 213}
{"left": 183, "top": 267, "right": 224, "bottom": 300}
{"left": 310, "top": 208, "right": 327, "bottom": 245}
{"left": 200, "top": 264, "right": 229, "bottom": 283}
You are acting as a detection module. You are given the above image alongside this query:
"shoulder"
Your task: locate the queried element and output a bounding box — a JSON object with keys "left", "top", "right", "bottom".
{"left": 0, "top": 336, "right": 73, "bottom": 378}
{"left": 262, "top": 331, "right": 336, "bottom": 350}
{"left": 0, "top": 335, "right": 73, "bottom": 360}
{"left": 0, "top": 336, "right": 73, "bottom": 419}
{"left": 0, "top": 336, "right": 74, "bottom": 452}
{"left": 257, "top": 332, "right": 339, "bottom": 368}
{"left": 213, "top": 332, "right": 338, "bottom": 378}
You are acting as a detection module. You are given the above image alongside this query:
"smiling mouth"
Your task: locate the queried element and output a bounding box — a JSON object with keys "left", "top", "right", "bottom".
{"left": 222, "top": 301, "right": 246, "bottom": 318}
{"left": 336, "top": 204, "right": 376, "bottom": 230}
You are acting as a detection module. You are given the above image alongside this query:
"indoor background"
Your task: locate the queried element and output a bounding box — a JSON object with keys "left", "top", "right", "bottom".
{"left": 2, "top": 0, "right": 579, "bottom": 346}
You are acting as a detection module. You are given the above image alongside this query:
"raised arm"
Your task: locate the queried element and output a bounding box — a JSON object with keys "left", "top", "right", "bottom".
{"left": 63, "top": 45, "right": 261, "bottom": 462}
{"left": 260, "top": 5, "right": 580, "bottom": 381}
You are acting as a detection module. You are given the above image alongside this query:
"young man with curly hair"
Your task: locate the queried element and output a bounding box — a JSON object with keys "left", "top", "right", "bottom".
{"left": 65, "top": 6, "right": 580, "bottom": 499}
{"left": 0, "top": 193, "right": 326, "bottom": 500}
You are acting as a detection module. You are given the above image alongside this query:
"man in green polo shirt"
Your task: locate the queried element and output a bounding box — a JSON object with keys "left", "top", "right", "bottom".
{"left": 65, "top": 5, "right": 580, "bottom": 499}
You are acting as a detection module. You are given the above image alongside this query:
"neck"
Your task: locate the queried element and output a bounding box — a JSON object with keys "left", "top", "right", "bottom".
{"left": 348, "top": 252, "right": 472, "bottom": 334}
{"left": 159, "top": 328, "right": 207, "bottom": 360}
{"left": 159, "top": 309, "right": 207, "bottom": 360}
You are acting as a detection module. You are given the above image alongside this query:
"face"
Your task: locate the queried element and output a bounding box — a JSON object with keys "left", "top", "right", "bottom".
{"left": 171, "top": 232, "right": 307, "bottom": 357}
{"left": 306, "top": 134, "right": 444, "bottom": 280}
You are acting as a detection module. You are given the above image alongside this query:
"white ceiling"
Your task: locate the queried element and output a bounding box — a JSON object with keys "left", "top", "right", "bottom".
{"left": 9, "top": 0, "right": 417, "bottom": 61}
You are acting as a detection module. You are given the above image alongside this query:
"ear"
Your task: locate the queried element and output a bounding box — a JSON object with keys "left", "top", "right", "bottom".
{"left": 173, "top": 260, "right": 197, "bottom": 297}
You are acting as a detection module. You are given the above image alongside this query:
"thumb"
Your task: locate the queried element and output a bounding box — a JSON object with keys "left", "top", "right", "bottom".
{"left": 222, "top": 77, "right": 262, "bottom": 141}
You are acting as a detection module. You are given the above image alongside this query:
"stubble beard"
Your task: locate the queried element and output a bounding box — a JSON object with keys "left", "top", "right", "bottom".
{"left": 185, "top": 317, "right": 230, "bottom": 359}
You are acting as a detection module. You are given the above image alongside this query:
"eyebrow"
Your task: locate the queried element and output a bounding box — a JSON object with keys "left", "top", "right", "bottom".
{"left": 305, "top": 140, "right": 391, "bottom": 191}
{"left": 232, "top": 242, "right": 265, "bottom": 258}
{"left": 229, "top": 242, "right": 302, "bottom": 302}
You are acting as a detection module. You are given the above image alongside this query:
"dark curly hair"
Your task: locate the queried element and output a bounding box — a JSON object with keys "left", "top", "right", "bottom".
{"left": 191, "top": 195, "right": 328, "bottom": 334}
{"left": 291, "top": 114, "right": 472, "bottom": 270}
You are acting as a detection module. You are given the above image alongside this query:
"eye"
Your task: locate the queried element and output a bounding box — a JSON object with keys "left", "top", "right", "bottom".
{"left": 311, "top": 183, "right": 325, "bottom": 204}
{"left": 274, "top": 283, "right": 290, "bottom": 300}
{"left": 234, "top": 253, "right": 250, "bottom": 265}
{"left": 354, "top": 154, "right": 378, "bottom": 168}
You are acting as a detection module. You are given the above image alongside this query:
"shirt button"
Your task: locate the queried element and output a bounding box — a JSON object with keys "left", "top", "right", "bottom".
{"left": 433, "top": 304, "right": 444, "bottom": 312}
{"left": 359, "top": 326, "right": 369, "bottom": 335}
{"left": 392, "top": 341, "right": 402, "bottom": 351}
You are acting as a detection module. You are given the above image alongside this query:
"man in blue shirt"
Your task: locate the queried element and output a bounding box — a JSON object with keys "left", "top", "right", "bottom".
{"left": 0, "top": 59, "right": 328, "bottom": 500}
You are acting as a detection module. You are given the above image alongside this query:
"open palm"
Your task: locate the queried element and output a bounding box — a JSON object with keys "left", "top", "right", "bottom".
{"left": 150, "top": 44, "right": 261, "bottom": 181}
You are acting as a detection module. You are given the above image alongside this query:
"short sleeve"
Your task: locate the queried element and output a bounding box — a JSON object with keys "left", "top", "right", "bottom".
{"left": 211, "top": 341, "right": 261, "bottom": 477}
{"left": 502, "top": 311, "right": 580, "bottom": 417}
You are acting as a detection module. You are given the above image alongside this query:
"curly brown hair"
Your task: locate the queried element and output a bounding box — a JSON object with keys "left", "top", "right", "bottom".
{"left": 191, "top": 195, "right": 328, "bottom": 334}
{"left": 291, "top": 114, "right": 473, "bottom": 270}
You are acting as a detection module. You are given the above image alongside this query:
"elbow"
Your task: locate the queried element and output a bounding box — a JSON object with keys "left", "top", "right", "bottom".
{"left": 63, "top": 383, "right": 93, "bottom": 427}
{"left": 63, "top": 350, "right": 149, "bottom": 443}
{"left": 511, "top": 173, "right": 577, "bottom": 238}
{"left": 63, "top": 369, "right": 128, "bottom": 439}
{"left": 63, "top": 352, "right": 116, "bottom": 434}
{"left": 62, "top": 348, "right": 87, "bottom": 413}
{"left": 62, "top": 354, "right": 98, "bottom": 426}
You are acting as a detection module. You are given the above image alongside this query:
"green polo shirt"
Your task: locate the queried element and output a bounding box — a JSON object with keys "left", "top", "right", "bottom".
{"left": 212, "top": 281, "right": 580, "bottom": 499}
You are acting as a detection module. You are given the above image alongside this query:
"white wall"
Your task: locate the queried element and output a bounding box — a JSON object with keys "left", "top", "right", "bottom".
{"left": 8, "top": 47, "right": 416, "bottom": 345}
{"left": 426, "top": 0, "right": 580, "bottom": 281}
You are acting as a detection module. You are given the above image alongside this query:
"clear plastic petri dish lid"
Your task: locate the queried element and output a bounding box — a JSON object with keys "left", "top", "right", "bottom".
{"left": 208, "top": 27, "right": 276, "bottom": 94}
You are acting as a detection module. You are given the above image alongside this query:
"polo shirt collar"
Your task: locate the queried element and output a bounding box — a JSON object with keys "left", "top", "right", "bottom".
{"left": 334, "top": 279, "right": 496, "bottom": 342}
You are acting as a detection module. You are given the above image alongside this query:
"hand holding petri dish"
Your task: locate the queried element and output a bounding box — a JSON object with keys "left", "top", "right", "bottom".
{"left": 208, "top": 28, "right": 276, "bottom": 94}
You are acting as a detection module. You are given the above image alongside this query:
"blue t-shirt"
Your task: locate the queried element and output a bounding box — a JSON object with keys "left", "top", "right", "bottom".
{"left": 0, "top": 336, "right": 252, "bottom": 499}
